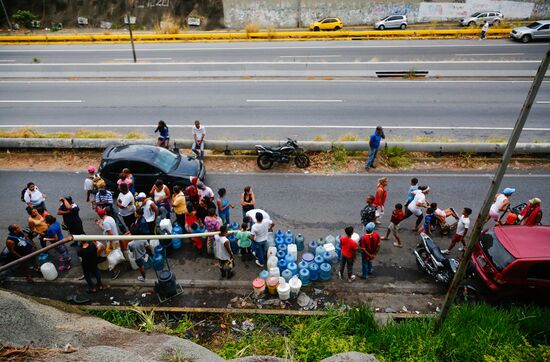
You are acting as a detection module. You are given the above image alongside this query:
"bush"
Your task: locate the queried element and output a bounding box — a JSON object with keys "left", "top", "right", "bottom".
{"left": 383, "top": 146, "right": 412, "bottom": 168}
{"left": 154, "top": 16, "right": 181, "bottom": 34}
{"left": 12, "top": 10, "right": 38, "bottom": 28}
{"left": 245, "top": 22, "right": 260, "bottom": 37}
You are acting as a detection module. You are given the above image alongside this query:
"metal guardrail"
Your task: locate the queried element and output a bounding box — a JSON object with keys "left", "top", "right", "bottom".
{"left": 0, "top": 138, "right": 549, "bottom": 154}
{"left": 0, "top": 29, "right": 512, "bottom": 44}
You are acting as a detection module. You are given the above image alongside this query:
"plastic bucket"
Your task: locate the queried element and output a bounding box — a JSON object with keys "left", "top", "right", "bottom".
{"left": 277, "top": 282, "right": 291, "bottom": 301}
{"left": 302, "top": 252, "right": 314, "bottom": 264}
{"left": 253, "top": 277, "right": 266, "bottom": 297}
{"left": 266, "top": 276, "right": 279, "bottom": 295}
{"left": 289, "top": 276, "right": 302, "bottom": 298}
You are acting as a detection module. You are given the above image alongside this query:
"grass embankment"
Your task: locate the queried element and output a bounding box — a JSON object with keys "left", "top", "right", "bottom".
{"left": 0, "top": 127, "right": 143, "bottom": 139}
{"left": 90, "top": 304, "right": 550, "bottom": 361}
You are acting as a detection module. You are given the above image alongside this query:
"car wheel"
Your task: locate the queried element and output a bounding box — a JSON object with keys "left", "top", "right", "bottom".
{"left": 400, "top": 23, "right": 406, "bottom": 30}
{"left": 521, "top": 34, "right": 531, "bottom": 43}
{"left": 378, "top": 25, "right": 385, "bottom": 30}
{"left": 468, "top": 21, "right": 476, "bottom": 27}
{"left": 295, "top": 154, "right": 310, "bottom": 168}
{"left": 314, "top": 26, "right": 320, "bottom": 32}
{"left": 456, "top": 278, "right": 485, "bottom": 304}
{"left": 257, "top": 154, "right": 274, "bottom": 170}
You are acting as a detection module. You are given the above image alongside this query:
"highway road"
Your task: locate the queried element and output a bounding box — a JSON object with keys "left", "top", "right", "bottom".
{"left": 1, "top": 79, "right": 549, "bottom": 141}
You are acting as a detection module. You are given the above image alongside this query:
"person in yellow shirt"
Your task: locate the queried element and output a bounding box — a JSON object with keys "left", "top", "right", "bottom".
{"left": 172, "top": 185, "right": 188, "bottom": 227}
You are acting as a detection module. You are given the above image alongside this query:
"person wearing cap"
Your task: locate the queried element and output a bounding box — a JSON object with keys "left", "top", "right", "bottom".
{"left": 136, "top": 192, "right": 158, "bottom": 234}
{"left": 365, "top": 125, "right": 385, "bottom": 171}
{"left": 519, "top": 198, "right": 543, "bottom": 226}
{"left": 95, "top": 208, "right": 122, "bottom": 279}
{"left": 84, "top": 166, "right": 96, "bottom": 203}
{"left": 487, "top": 187, "right": 515, "bottom": 224}
{"left": 359, "top": 222, "right": 381, "bottom": 279}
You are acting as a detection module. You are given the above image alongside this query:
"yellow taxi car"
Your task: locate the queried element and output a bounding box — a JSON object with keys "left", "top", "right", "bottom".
{"left": 309, "top": 17, "right": 343, "bottom": 31}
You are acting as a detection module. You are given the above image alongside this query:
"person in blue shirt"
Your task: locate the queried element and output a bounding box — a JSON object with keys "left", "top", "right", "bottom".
{"left": 365, "top": 126, "right": 385, "bottom": 170}
{"left": 155, "top": 120, "right": 170, "bottom": 148}
{"left": 44, "top": 215, "right": 72, "bottom": 271}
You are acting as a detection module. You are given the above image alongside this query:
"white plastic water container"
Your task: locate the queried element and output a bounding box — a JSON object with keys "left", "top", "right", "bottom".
{"left": 267, "top": 255, "right": 278, "bottom": 270}
{"left": 289, "top": 275, "right": 302, "bottom": 298}
{"left": 267, "top": 246, "right": 277, "bottom": 258}
{"left": 325, "top": 235, "right": 336, "bottom": 246}
{"left": 269, "top": 267, "right": 280, "bottom": 278}
{"left": 351, "top": 233, "right": 360, "bottom": 246}
{"left": 149, "top": 239, "right": 160, "bottom": 252}
{"left": 123, "top": 250, "right": 139, "bottom": 270}
{"left": 40, "top": 262, "right": 58, "bottom": 281}
{"left": 159, "top": 218, "right": 173, "bottom": 234}
{"left": 287, "top": 244, "right": 298, "bottom": 261}
{"left": 323, "top": 243, "right": 335, "bottom": 254}
{"left": 267, "top": 232, "right": 275, "bottom": 248}
{"left": 277, "top": 282, "right": 291, "bottom": 301}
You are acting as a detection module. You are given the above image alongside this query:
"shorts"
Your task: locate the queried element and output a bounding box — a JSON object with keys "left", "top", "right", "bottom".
{"left": 408, "top": 206, "right": 423, "bottom": 217}
{"left": 135, "top": 257, "right": 144, "bottom": 268}
{"left": 488, "top": 209, "right": 500, "bottom": 221}
{"left": 388, "top": 222, "right": 400, "bottom": 238}
{"left": 451, "top": 233, "right": 464, "bottom": 245}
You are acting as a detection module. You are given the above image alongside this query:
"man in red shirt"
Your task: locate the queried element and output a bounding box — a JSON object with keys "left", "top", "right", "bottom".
{"left": 360, "top": 222, "right": 381, "bottom": 279}
{"left": 339, "top": 226, "right": 358, "bottom": 283}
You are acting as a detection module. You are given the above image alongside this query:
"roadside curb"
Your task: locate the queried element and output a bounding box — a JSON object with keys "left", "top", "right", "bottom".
{"left": 0, "top": 29, "right": 512, "bottom": 44}
{"left": 4, "top": 276, "right": 440, "bottom": 294}
{"left": 1, "top": 138, "right": 549, "bottom": 154}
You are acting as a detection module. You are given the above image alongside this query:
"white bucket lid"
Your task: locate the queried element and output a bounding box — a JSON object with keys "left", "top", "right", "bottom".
{"left": 277, "top": 282, "right": 290, "bottom": 293}
{"left": 289, "top": 276, "right": 302, "bottom": 288}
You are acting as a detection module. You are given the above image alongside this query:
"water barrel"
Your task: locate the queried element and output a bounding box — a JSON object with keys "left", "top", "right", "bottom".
{"left": 277, "top": 243, "right": 288, "bottom": 255}
{"left": 259, "top": 270, "right": 269, "bottom": 280}
{"left": 285, "top": 230, "right": 294, "bottom": 242}
{"left": 277, "top": 282, "right": 291, "bottom": 301}
{"left": 153, "top": 253, "right": 165, "bottom": 271}
{"left": 37, "top": 253, "right": 49, "bottom": 265}
{"left": 155, "top": 270, "right": 177, "bottom": 298}
{"left": 277, "top": 258, "right": 287, "bottom": 271}
{"left": 287, "top": 262, "right": 298, "bottom": 276}
{"left": 301, "top": 252, "right": 314, "bottom": 264}
{"left": 299, "top": 268, "right": 310, "bottom": 286}
{"left": 320, "top": 263, "right": 332, "bottom": 281}
{"left": 284, "top": 253, "right": 296, "bottom": 265}
{"left": 308, "top": 240, "right": 318, "bottom": 254}
{"left": 40, "top": 262, "right": 58, "bottom": 281}
{"left": 275, "top": 230, "right": 284, "bottom": 239}
{"left": 295, "top": 234, "right": 305, "bottom": 251}
{"left": 282, "top": 269, "right": 293, "bottom": 282}
{"left": 308, "top": 262, "right": 319, "bottom": 281}
{"left": 287, "top": 244, "right": 298, "bottom": 261}
{"left": 314, "top": 255, "right": 324, "bottom": 267}
{"left": 298, "top": 260, "right": 309, "bottom": 271}
{"left": 315, "top": 245, "right": 325, "bottom": 257}
{"left": 171, "top": 233, "right": 183, "bottom": 250}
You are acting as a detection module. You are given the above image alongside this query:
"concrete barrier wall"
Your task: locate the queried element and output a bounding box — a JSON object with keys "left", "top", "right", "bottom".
{"left": 223, "top": 0, "right": 549, "bottom": 28}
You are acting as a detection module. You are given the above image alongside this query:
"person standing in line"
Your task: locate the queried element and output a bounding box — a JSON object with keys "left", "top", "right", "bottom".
{"left": 172, "top": 185, "right": 188, "bottom": 227}
{"left": 78, "top": 239, "right": 103, "bottom": 293}
{"left": 136, "top": 192, "right": 158, "bottom": 234}
{"left": 23, "top": 182, "right": 47, "bottom": 211}
{"left": 339, "top": 226, "right": 358, "bottom": 283}
{"left": 360, "top": 195, "right": 378, "bottom": 227}
{"left": 27, "top": 207, "right": 48, "bottom": 247}
{"left": 43, "top": 215, "right": 72, "bottom": 271}
{"left": 192, "top": 120, "right": 206, "bottom": 160}
{"left": 250, "top": 212, "right": 273, "bottom": 268}
{"left": 197, "top": 181, "right": 214, "bottom": 201}
{"left": 128, "top": 239, "right": 153, "bottom": 282}
{"left": 5, "top": 224, "right": 38, "bottom": 283}
{"left": 241, "top": 186, "right": 256, "bottom": 217}
{"left": 480, "top": 20, "right": 489, "bottom": 40}
{"left": 381, "top": 203, "right": 405, "bottom": 247}
{"left": 216, "top": 188, "right": 234, "bottom": 225}
{"left": 405, "top": 186, "right": 430, "bottom": 232}
{"left": 57, "top": 196, "right": 85, "bottom": 236}
{"left": 215, "top": 224, "right": 235, "bottom": 279}
{"left": 359, "top": 222, "right": 381, "bottom": 279}
{"left": 84, "top": 166, "right": 96, "bottom": 203}
{"left": 236, "top": 222, "right": 253, "bottom": 261}
{"left": 365, "top": 126, "right": 385, "bottom": 171}
{"left": 373, "top": 177, "right": 388, "bottom": 224}
{"left": 154, "top": 120, "right": 170, "bottom": 148}
{"left": 487, "top": 187, "right": 515, "bottom": 224}
{"left": 95, "top": 208, "right": 122, "bottom": 279}
{"left": 150, "top": 179, "right": 171, "bottom": 214}
{"left": 443, "top": 208, "right": 472, "bottom": 254}
{"left": 117, "top": 183, "right": 136, "bottom": 229}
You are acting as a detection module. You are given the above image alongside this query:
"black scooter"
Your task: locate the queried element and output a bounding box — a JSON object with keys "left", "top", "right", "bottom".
{"left": 255, "top": 138, "right": 310, "bottom": 170}
{"left": 414, "top": 232, "right": 458, "bottom": 285}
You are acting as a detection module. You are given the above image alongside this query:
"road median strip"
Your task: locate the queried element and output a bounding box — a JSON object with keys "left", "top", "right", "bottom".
{"left": 0, "top": 29, "right": 512, "bottom": 44}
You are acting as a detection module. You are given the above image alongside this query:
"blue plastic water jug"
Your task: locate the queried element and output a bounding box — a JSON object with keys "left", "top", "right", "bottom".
{"left": 275, "top": 237, "right": 285, "bottom": 250}
{"left": 275, "top": 230, "right": 284, "bottom": 239}
{"left": 287, "top": 262, "right": 298, "bottom": 276}
{"left": 284, "top": 236, "right": 293, "bottom": 246}
{"left": 299, "top": 267, "right": 310, "bottom": 286}
{"left": 298, "top": 260, "right": 309, "bottom": 270}
{"left": 276, "top": 250, "right": 286, "bottom": 260}
{"left": 154, "top": 245, "right": 165, "bottom": 259}
{"left": 285, "top": 253, "right": 296, "bottom": 264}
{"left": 282, "top": 269, "right": 293, "bottom": 282}
{"left": 171, "top": 223, "right": 183, "bottom": 248}
{"left": 277, "top": 258, "right": 287, "bottom": 271}
{"left": 314, "top": 255, "right": 324, "bottom": 266}
{"left": 315, "top": 245, "right": 325, "bottom": 257}
{"left": 322, "top": 251, "right": 333, "bottom": 264}
{"left": 259, "top": 270, "right": 269, "bottom": 280}
{"left": 285, "top": 230, "right": 294, "bottom": 242}
{"left": 301, "top": 252, "right": 314, "bottom": 264}
{"left": 278, "top": 243, "right": 288, "bottom": 255}
{"left": 308, "top": 240, "right": 318, "bottom": 253}
{"left": 153, "top": 253, "right": 165, "bottom": 271}
{"left": 38, "top": 253, "right": 50, "bottom": 265}
{"left": 320, "top": 263, "right": 332, "bottom": 281}
{"left": 295, "top": 234, "right": 305, "bottom": 251}
{"left": 308, "top": 262, "right": 319, "bottom": 281}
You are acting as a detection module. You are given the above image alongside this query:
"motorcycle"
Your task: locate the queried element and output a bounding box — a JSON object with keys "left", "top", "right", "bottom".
{"left": 255, "top": 138, "right": 310, "bottom": 170}
{"left": 414, "top": 232, "right": 459, "bottom": 285}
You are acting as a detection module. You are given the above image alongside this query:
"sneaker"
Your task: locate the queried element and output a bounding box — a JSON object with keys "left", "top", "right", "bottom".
{"left": 78, "top": 275, "right": 85, "bottom": 280}
{"left": 458, "top": 247, "right": 464, "bottom": 252}
{"left": 255, "top": 260, "right": 264, "bottom": 268}
{"left": 351, "top": 274, "right": 356, "bottom": 281}
{"left": 111, "top": 269, "right": 121, "bottom": 280}
{"left": 365, "top": 166, "right": 370, "bottom": 171}
{"left": 441, "top": 249, "right": 450, "bottom": 255}
{"left": 338, "top": 271, "right": 343, "bottom": 280}
{"left": 137, "top": 276, "right": 145, "bottom": 282}
{"left": 381, "top": 237, "right": 389, "bottom": 240}
{"left": 348, "top": 275, "right": 356, "bottom": 283}
{"left": 393, "top": 242, "right": 402, "bottom": 248}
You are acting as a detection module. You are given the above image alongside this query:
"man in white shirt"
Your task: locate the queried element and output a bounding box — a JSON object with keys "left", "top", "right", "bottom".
{"left": 403, "top": 186, "right": 430, "bottom": 232}
{"left": 443, "top": 208, "right": 472, "bottom": 254}
{"left": 192, "top": 120, "right": 206, "bottom": 160}
{"left": 95, "top": 208, "right": 122, "bottom": 279}
{"left": 23, "top": 182, "right": 46, "bottom": 211}
{"left": 197, "top": 181, "right": 214, "bottom": 201}
{"left": 244, "top": 208, "right": 271, "bottom": 223}
{"left": 249, "top": 212, "right": 274, "bottom": 267}
{"left": 136, "top": 192, "right": 158, "bottom": 234}
{"left": 117, "top": 183, "right": 136, "bottom": 229}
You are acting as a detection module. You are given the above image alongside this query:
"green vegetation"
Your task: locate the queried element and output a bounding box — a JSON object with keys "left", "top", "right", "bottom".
{"left": 382, "top": 146, "right": 412, "bottom": 168}
{"left": 12, "top": 10, "right": 38, "bottom": 28}
{"left": 330, "top": 143, "right": 348, "bottom": 167}
{"left": 0, "top": 127, "right": 143, "bottom": 139}
{"left": 32, "top": 57, "right": 40, "bottom": 63}
{"left": 91, "top": 304, "right": 550, "bottom": 362}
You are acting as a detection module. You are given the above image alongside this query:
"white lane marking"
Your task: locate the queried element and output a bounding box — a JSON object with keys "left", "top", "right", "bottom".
{"left": 455, "top": 53, "right": 525, "bottom": 56}
{"left": 0, "top": 79, "right": 536, "bottom": 84}
{"left": 0, "top": 100, "right": 83, "bottom": 103}
{"left": 0, "top": 60, "right": 541, "bottom": 66}
{"left": 0, "top": 124, "right": 548, "bottom": 132}
{"left": 536, "top": 101, "right": 550, "bottom": 104}
{"left": 279, "top": 55, "right": 341, "bottom": 58}
{"left": 246, "top": 99, "right": 342, "bottom": 103}
{"left": 0, "top": 59, "right": 16, "bottom": 62}
{"left": 112, "top": 57, "right": 172, "bottom": 60}
{"left": 0, "top": 43, "right": 546, "bottom": 52}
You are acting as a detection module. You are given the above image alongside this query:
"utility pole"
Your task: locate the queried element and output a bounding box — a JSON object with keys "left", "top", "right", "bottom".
{"left": 0, "top": 0, "right": 12, "bottom": 31}
{"left": 434, "top": 44, "right": 550, "bottom": 332}
{"left": 126, "top": 0, "right": 137, "bottom": 63}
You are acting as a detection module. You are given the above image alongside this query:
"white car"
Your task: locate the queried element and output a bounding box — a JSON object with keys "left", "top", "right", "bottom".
{"left": 510, "top": 20, "right": 550, "bottom": 43}
{"left": 460, "top": 11, "right": 503, "bottom": 27}
{"left": 374, "top": 15, "right": 407, "bottom": 30}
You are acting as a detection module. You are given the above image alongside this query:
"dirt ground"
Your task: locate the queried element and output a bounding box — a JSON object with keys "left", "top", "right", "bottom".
{"left": 1, "top": 149, "right": 549, "bottom": 174}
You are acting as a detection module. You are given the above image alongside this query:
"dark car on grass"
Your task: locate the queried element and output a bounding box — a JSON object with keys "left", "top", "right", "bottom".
{"left": 458, "top": 225, "right": 550, "bottom": 303}
{"left": 99, "top": 144, "right": 205, "bottom": 192}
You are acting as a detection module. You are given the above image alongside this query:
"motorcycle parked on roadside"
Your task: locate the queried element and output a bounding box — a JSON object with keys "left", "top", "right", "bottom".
{"left": 414, "top": 232, "right": 458, "bottom": 285}
{"left": 255, "top": 138, "right": 310, "bottom": 170}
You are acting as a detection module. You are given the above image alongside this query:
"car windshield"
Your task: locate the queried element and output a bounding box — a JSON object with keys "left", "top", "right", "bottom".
{"left": 527, "top": 22, "right": 541, "bottom": 29}
{"left": 380, "top": 16, "right": 389, "bottom": 21}
{"left": 471, "top": 12, "right": 481, "bottom": 17}
{"left": 153, "top": 147, "right": 179, "bottom": 173}
{"left": 480, "top": 231, "right": 516, "bottom": 272}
